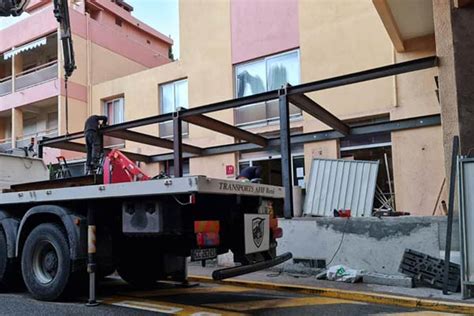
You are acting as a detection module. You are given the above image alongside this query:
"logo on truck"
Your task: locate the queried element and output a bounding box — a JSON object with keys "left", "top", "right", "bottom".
{"left": 252, "top": 217, "right": 265, "bottom": 248}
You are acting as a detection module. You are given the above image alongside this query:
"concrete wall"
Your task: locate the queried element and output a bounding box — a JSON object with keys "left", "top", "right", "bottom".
{"left": 392, "top": 126, "right": 446, "bottom": 215}
{"left": 0, "top": 154, "right": 49, "bottom": 190}
{"left": 277, "top": 216, "right": 457, "bottom": 275}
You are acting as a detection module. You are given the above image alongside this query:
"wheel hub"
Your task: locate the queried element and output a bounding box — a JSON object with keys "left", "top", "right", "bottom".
{"left": 32, "top": 241, "right": 59, "bottom": 284}
{"left": 43, "top": 251, "right": 58, "bottom": 274}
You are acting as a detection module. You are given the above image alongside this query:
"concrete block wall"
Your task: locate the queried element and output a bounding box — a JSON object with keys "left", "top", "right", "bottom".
{"left": 276, "top": 216, "right": 459, "bottom": 275}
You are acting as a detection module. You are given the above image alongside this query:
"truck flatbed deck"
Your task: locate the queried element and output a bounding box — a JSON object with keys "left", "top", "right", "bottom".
{"left": 0, "top": 176, "right": 284, "bottom": 205}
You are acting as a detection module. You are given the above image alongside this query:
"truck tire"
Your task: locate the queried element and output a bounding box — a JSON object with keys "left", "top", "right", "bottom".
{"left": 21, "top": 223, "right": 72, "bottom": 301}
{"left": 0, "top": 227, "right": 21, "bottom": 290}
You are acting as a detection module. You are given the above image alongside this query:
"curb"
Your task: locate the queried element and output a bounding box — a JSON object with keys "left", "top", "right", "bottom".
{"left": 188, "top": 275, "right": 474, "bottom": 314}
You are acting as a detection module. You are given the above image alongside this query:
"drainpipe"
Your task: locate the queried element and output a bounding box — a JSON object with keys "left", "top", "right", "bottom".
{"left": 392, "top": 47, "right": 399, "bottom": 107}
{"left": 86, "top": 12, "right": 92, "bottom": 116}
{"left": 11, "top": 48, "right": 15, "bottom": 92}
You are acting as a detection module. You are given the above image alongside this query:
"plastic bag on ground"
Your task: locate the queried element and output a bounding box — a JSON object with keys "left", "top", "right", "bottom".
{"left": 326, "top": 264, "right": 364, "bottom": 283}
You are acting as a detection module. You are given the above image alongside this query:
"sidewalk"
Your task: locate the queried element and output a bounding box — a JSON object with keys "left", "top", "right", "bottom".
{"left": 188, "top": 264, "right": 474, "bottom": 314}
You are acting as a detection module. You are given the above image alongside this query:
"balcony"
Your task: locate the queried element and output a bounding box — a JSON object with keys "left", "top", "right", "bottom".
{"left": 0, "top": 33, "right": 59, "bottom": 97}
{"left": 9, "top": 128, "right": 58, "bottom": 158}
{"left": 0, "top": 76, "right": 12, "bottom": 96}
{"left": 15, "top": 61, "right": 58, "bottom": 91}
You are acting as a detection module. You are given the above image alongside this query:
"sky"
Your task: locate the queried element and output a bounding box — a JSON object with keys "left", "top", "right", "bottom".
{"left": 0, "top": 0, "right": 180, "bottom": 58}
{"left": 127, "top": 0, "right": 180, "bottom": 58}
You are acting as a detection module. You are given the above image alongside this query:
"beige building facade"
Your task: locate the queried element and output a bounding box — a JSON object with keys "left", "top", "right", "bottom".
{"left": 91, "top": 0, "right": 450, "bottom": 216}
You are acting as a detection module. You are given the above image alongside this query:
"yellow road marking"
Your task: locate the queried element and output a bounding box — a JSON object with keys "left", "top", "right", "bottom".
{"left": 374, "top": 312, "right": 464, "bottom": 316}
{"left": 104, "top": 295, "right": 246, "bottom": 316}
{"left": 121, "top": 285, "right": 251, "bottom": 298}
{"left": 188, "top": 275, "right": 474, "bottom": 314}
{"left": 111, "top": 300, "right": 183, "bottom": 314}
{"left": 205, "top": 296, "right": 361, "bottom": 312}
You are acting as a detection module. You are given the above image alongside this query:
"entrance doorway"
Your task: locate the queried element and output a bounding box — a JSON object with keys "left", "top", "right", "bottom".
{"left": 340, "top": 136, "right": 394, "bottom": 211}
{"left": 238, "top": 155, "right": 305, "bottom": 188}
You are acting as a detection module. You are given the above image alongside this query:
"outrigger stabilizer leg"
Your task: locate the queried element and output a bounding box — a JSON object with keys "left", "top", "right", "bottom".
{"left": 86, "top": 206, "right": 99, "bottom": 306}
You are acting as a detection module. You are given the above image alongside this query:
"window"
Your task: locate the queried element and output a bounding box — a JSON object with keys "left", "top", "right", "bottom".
{"left": 159, "top": 79, "right": 188, "bottom": 138}
{"left": 103, "top": 97, "right": 124, "bottom": 125}
{"left": 46, "top": 112, "right": 58, "bottom": 135}
{"left": 163, "top": 158, "right": 190, "bottom": 177}
{"left": 103, "top": 97, "right": 124, "bottom": 147}
{"left": 235, "top": 50, "right": 301, "bottom": 126}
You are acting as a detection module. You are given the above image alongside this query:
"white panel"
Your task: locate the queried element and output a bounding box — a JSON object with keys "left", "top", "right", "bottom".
{"left": 460, "top": 159, "right": 474, "bottom": 287}
{"left": 244, "top": 214, "right": 270, "bottom": 254}
{"left": 304, "top": 159, "right": 379, "bottom": 217}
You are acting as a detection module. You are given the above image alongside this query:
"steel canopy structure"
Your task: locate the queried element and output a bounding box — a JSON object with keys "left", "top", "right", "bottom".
{"left": 39, "top": 56, "right": 439, "bottom": 218}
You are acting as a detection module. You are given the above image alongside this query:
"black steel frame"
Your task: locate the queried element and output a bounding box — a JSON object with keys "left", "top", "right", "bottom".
{"left": 39, "top": 56, "right": 438, "bottom": 218}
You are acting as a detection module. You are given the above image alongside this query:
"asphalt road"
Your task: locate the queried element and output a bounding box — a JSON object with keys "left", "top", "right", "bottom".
{"left": 0, "top": 278, "right": 459, "bottom": 315}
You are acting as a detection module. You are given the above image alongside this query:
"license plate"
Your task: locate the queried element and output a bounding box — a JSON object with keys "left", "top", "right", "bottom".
{"left": 191, "top": 248, "right": 217, "bottom": 261}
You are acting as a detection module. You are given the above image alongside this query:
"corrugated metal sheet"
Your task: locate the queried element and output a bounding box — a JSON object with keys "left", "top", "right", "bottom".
{"left": 304, "top": 158, "right": 379, "bottom": 217}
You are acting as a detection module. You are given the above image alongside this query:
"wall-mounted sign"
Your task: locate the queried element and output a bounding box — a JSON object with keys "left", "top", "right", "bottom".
{"left": 226, "top": 165, "right": 235, "bottom": 176}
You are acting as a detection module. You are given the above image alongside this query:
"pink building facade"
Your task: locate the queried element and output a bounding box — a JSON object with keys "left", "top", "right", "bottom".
{"left": 0, "top": 0, "right": 172, "bottom": 162}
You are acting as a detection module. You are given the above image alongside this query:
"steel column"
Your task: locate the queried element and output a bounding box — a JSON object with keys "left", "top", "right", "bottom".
{"left": 37, "top": 143, "right": 43, "bottom": 159}
{"left": 443, "top": 136, "right": 459, "bottom": 295}
{"left": 279, "top": 89, "right": 293, "bottom": 219}
{"left": 173, "top": 112, "right": 183, "bottom": 177}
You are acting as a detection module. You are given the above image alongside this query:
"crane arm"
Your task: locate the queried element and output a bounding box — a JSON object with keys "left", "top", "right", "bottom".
{"left": 0, "top": 0, "right": 30, "bottom": 16}
{"left": 53, "top": 0, "right": 76, "bottom": 78}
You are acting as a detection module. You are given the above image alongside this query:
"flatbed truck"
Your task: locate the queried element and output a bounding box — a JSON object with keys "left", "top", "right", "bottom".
{"left": 0, "top": 166, "right": 291, "bottom": 301}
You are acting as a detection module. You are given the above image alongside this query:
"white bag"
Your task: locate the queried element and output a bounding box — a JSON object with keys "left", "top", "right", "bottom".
{"left": 326, "top": 264, "right": 364, "bottom": 283}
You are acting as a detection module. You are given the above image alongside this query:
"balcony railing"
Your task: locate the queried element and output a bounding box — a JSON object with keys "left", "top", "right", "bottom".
{"left": 0, "top": 76, "right": 12, "bottom": 96}
{"left": 0, "top": 137, "right": 12, "bottom": 153}
{"left": 15, "top": 61, "right": 58, "bottom": 91}
{"left": 15, "top": 128, "right": 59, "bottom": 148}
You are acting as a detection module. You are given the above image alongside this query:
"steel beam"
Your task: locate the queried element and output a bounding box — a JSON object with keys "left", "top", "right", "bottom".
{"left": 40, "top": 131, "right": 84, "bottom": 147}
{"left": 39, "top": 57, "right": 437, "bottom": 152}
{"left": 183, "top": 114, "right": 268, "bottom": 147}
{"left": 279, "top": 90, "right": 294, "bottom": 219}
{"left": 173, "top": 113, "right": 183, "bottom": 177}
{"left": 181, "top": 90, "right": 279, "bottom": 118}
{"left": 39, "top": 56, "right": 438, "bottom": 161}
{"left": 101, "top": 113, "right": 174, "bottom": 133}
{"left": 288, "top": 56, "right": 437, "bottom": 96}
{"left": 149, "top": 114, "right": 441, "bottom": 162}
{"left": 45, "top": 141, "right": 150, "bottom": 162}
{"left": 105, "top": 129, "right": 202, "bottom": 155}
{"left": 288, "top": 93, "right": 350, "bottom": 135}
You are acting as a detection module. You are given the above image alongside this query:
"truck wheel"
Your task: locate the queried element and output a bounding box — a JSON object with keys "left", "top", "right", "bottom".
{"left": 21, "top": 223, "right": 71, "bottom": 301}
{"left": 0, "top": 227, "right": 21, "bottom": 290}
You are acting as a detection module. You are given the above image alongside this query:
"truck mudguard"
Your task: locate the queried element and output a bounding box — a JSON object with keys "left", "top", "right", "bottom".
{"left": 0, "top": 211, "right": 19, "bottom": 258}
{"left": 15, "top": 205, "right": 86, "bottom": 261}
